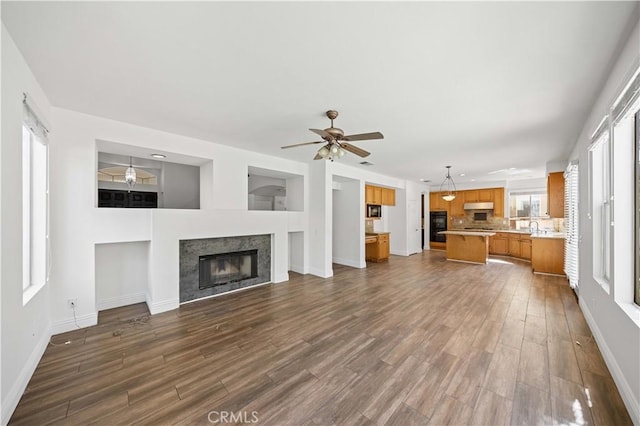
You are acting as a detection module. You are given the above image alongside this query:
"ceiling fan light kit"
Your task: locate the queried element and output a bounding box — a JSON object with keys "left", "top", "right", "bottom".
{"left": 440, "top": 166, "right": 457, "bottom": 201}
{"left": 281, "top": 110, "right": 383, "bottom": 161}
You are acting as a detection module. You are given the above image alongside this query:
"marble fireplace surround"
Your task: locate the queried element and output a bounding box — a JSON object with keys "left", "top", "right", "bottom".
{"left": 179, "top": 234, "right": 271, "bottom": 303}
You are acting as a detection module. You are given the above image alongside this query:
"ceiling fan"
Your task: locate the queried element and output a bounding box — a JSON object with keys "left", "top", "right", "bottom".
{"left": 281, "top": 110, "right": 384, "bottom": 161}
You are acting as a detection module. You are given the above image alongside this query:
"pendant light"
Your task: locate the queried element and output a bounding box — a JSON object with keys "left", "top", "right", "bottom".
{"left": 125, "top": 156, "right": 137, "bottom": 188}
{"left": 440, "top": 166, "right": 457, "bottom": 201}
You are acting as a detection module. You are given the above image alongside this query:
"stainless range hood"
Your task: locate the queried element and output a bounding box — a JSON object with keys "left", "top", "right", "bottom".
{"left": 464, "top": 202, "right": 494, "bottom": 210}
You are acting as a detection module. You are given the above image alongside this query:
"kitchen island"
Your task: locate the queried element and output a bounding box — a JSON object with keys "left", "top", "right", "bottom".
{"left": 438, "top": 230, "right": 496, "bottom": 264}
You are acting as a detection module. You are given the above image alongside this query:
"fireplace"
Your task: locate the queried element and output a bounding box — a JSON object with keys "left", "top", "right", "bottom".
{"left": 179, "top": 234, "right": 271, "bottom": 303}
{"left": 199, "top": 249, "right": 258, "bottom": 289}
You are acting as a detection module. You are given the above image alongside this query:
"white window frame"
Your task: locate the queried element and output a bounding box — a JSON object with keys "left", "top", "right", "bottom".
{"left": 588, "top": 119, "right": 612, "bottom": 293}
{"left": 22, "top": 99, "right": 50, "bottom": 305}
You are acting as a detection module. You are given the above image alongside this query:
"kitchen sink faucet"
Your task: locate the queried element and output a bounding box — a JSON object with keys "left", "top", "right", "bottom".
{"left": 530, "top": 221, "right": 539, "bottom": 233}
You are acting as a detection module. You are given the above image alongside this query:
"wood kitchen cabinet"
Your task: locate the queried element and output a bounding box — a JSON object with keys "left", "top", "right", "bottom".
{"left": 450, "top": 194, "right": 465, "bottom": 217}
{"left": 532, "top": 237, "right": 564, "bottom": 275}
{"left": 381, "top": 188, "right": 396, "bottom": 206}
{"left": 429, "top": 192, "right": 447, "bottom": 211}
{"left": 520, "top": 237, "right": 532, "bottom": 260}
{"left": 489, "top": 232, "right": 510, "bottom": 255}
{"left": 366, "top": 233, "right": 390, "bottom": 262}
{"left": 493, "top": 188, "right": 505, "bottom": 217}
{"left": 464, "top": 190, "right": 480, "bottom": 203}
{"left": 366, "top": 185, "right": 395, "bottom": 206}
{"left": 548, "top": 172, "right": 565, "bottom": 218}
{"left": 509, "top": 235, "right": 521, "bottom": 258}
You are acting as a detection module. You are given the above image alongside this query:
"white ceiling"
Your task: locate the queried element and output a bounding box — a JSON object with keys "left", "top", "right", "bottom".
{"left": 2, "top": 1, "right": 638, "bottom": 184}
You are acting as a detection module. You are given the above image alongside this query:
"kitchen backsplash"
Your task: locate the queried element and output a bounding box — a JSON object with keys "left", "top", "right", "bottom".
{"left": 450, "top": 213, "right": 510, "bottom": 230}
{"left": 451, "top": 213, "right": 565, "bottom": 231}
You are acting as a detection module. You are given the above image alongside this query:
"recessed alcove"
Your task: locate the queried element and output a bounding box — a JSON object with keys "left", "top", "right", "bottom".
{"left": 248, "top": 166, "right": 304, "bottom": 211}
{"left": 95, "top": 140, "right": 212, "bottom": 210}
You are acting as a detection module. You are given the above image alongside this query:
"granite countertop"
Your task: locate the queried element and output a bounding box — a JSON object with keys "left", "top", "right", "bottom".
{"left": 365, "top": 232, "right": 390, "bottom": 235}
{"left": 451, "top": 228, "right": 565, "bottom": 238}
{"left": 530, "top": 232, "right": 565, "bottom": 239}
{"left": 438, "top": 230, "right": 496, "bottom": 237}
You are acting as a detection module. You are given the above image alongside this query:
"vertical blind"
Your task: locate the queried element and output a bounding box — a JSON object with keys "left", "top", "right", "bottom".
{"left": 564, "top": 163, "right": 579, "bottom": 291}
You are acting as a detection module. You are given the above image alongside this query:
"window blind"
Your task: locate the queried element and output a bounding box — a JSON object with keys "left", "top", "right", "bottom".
{"left": 564, "top": 163, "right": 579, "bottom": 291}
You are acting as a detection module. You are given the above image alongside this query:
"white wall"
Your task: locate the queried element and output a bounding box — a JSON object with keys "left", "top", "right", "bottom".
{"left": 568, "top": 21, "right": 640, "bottom": 424}
{"left": 47, "top": 105, "right": 310, "bottom": 328}
{"left": 162, "top": 161, "right": 200, "bottom": 209}
{"left": 95, "top": 241, "right": 149, "bottom": 310}
{"left": 332, "top": 179, "right": 364, "bottom": 268}
{"left": 1, "top": 24, "right": 54, "bottom": 424}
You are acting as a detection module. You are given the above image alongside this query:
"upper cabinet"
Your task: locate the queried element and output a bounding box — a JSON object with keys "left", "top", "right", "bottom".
{"left": 381, "top": 187, "right": 396, "bottom": 206}
{"left": 430, "top": 187, "right": 506, "bottom": 217}
{"left": 366, "top": 184, "right": 395, "bottom": 206}
{"left": 493, "top": 188, "right": 505, "bottom": 217}
{"left": 464, "top": 189, "right": 493, "bottom": 203}
{"left": 547, "top": 172, "right": 565, "bottom": 218}
{"left": 429, "top": 192, "right": 447, "bottom": 211}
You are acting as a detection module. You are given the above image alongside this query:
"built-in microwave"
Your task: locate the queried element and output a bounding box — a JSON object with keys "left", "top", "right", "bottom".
{"left": 367, "top": 204, "right": 382, "bottom": 218}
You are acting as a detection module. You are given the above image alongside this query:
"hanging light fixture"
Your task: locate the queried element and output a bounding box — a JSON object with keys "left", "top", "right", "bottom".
{"left": 316, "top": 142, "right": 346, "bottom": 161}
{"left": 125, "top": 156, "right": 137, "bottom": 188}
{"left": 440, "top": 166, "right": 457, "bottom": 201}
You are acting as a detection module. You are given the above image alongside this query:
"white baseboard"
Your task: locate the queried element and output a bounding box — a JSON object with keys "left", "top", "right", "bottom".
{"left": 390, "top": 249, "right": 411, "bottom": 256}
{"left": 332, "top": 257, "right": 365, "bottom": 269}
{"left": 1, "top": 322, "right": 51, "bottom": 425}
{"left": 309, "top": 267, "right": 333, "bottom": 278}
{"left": 145, "top": 296, "right": 179, "bottom": 315}
{"left": 273, "top": 272, "right": 289, "bottom": 283}
{"left": 580, "top": 299, "right": 640, "bottom": 425}
{"left": 289, "top": 264, "right": 306, "bottom": 274}
{"left": 50, "top": 312, "right": 98, "bottom": 335}
{"left": 96, "top": 292, "right": 146, "bottom": 311}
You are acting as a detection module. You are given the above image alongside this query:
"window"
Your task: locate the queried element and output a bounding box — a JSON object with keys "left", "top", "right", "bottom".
{"left": 589, "top": 120, "right": 611, "bottom": 290}
{"left": 564, "top": 163, "right": 579, "bottom": 291}
{"left": 22, "top": 99, "right": 49, "bottom": 304}
{"left": 509, "top": 192, "right": 548, "bottom": 219}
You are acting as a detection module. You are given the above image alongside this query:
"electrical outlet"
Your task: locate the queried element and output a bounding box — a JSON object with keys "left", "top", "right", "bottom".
{"left": 67, "top": 299, "right": 77, "bottom": 309}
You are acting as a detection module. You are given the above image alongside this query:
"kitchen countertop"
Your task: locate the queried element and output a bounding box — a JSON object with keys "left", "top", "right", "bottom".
{"left": 451, "top": 228, "right": 565, "bottom": 238}
{"left": 365, "top": 232, "right": 390, "bottom": 235}
{"left": 438, "top": 230, "right": 496, "bottom": 237}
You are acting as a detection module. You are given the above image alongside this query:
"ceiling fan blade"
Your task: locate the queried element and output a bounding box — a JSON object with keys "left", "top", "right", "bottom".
{"left": 313, "top": 153, "right": 323, "bottom": 160}
{"left": 309, "top": 128, "right": 332, "bottom": 139}
{"left": 340, "top": 142, "right": 370, "bottom": 158}
{"left": 281, "top": 141, "right": 323, "bottom": 149}
{"left": 342, "top": 131, "right": 384, "bottom": 142}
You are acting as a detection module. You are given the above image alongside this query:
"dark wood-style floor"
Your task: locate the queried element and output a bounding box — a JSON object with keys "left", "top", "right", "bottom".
{"left": 10, "top": 251, "right": 632, "bottom": 425}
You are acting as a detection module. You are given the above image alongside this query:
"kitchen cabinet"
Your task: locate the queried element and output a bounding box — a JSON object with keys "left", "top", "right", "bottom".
{"left": 548, "top": 172, "right": 565, "bottom": 218}
{"left": 366, "top": 185, "right": 374, "bottom": 204}
{"left": 478, "top": 189, "right": 493, "bottom": 202}
{"left": 429, "top": 192, "right": 448, "bottom": 211}
{"left": 532, "top": 237, "right": 564, "bottom": 275}
{"left": 509, "top": 235, "right": 521, "bottom": 258}
{"left": 489, "top": 232, "right": 532, "bottom": 259}
{"left": 493, "top": 188, "right": 505, "bottom": 217}
{"left": 464, "top": 190, "right": 480, "bottom": 203}
{"left": 381, "top": 188, "right": 396, "bottom": 206}
{"left": 366, "top": 233, "right": 390, "bottom": 262}
{"left": 463, "top": 189, "right": 493, "bottom": 203}
{"left": 520, "top": 237, "right": 532, "bottom": 260}
{"left": 489, "top": 232, "right": 510, "bottom": 255}
{"left": 450, "top": 194, "right": 465, "bottom": 217}
{"left": 366, "top": 185, "right": 395, "bottom": 206}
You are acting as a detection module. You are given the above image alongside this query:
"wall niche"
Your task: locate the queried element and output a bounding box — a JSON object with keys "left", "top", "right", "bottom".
{"left": 248, "top": 166, "right": 303, "bottom": 212}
